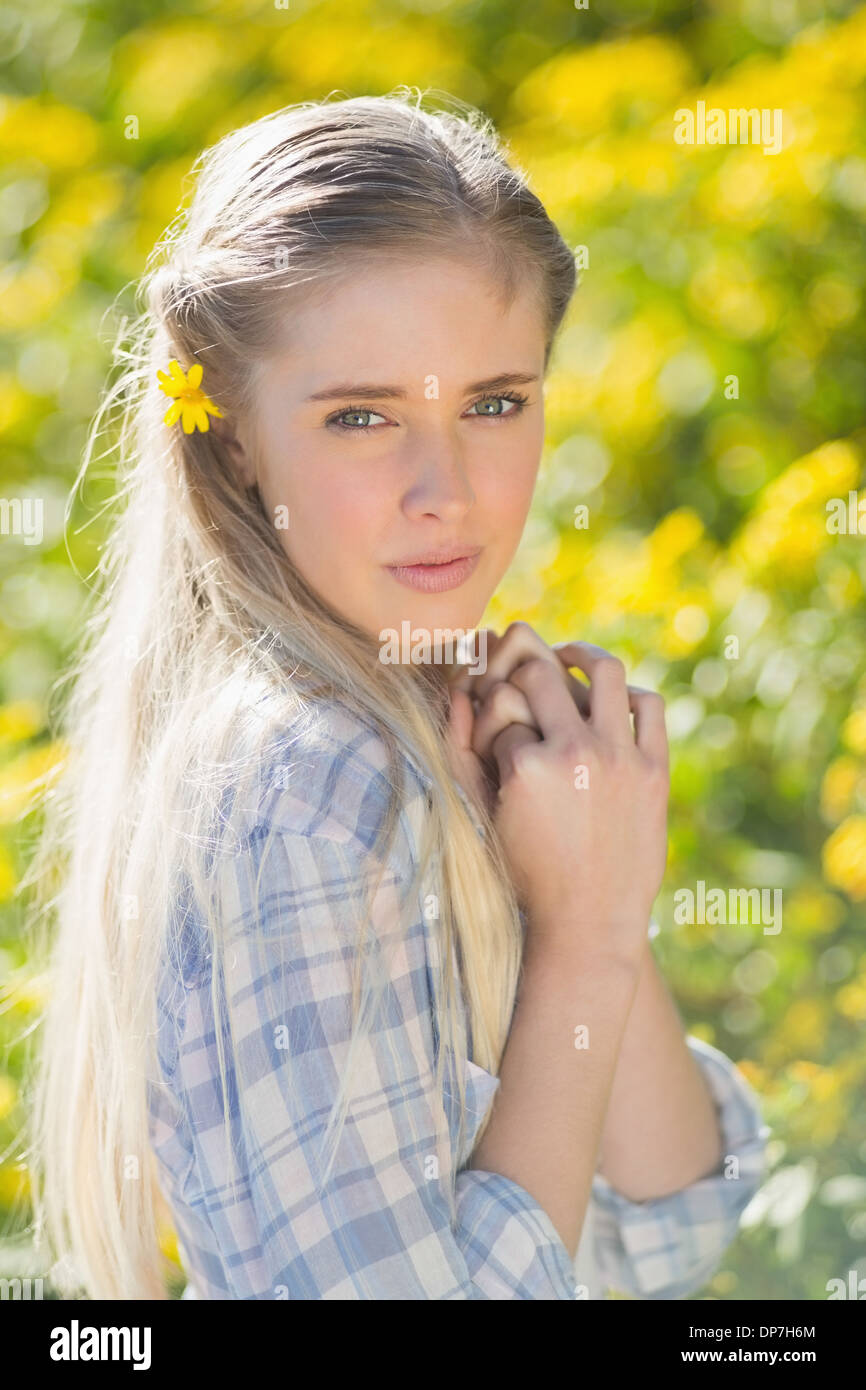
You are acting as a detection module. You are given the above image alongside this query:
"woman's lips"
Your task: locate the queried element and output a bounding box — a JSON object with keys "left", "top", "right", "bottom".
{"left": 385, "top": 552, "right": 482, "bottom": 593}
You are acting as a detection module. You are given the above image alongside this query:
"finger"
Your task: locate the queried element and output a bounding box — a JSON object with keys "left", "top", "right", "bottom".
{"left": 446, "top": 689, "right": 493, "bottom": 814}
{"left": 627, "top": 686, "right": 669, "bottom": 766}
{"left": 551, "top": 641, "right": 632, "bottom": 741}
{"left": 489, "top": 720, "right": 543, "bottom": 790}
{"left": 469, "top": 621, "right": 562, "bottom": 701}
{"left": 471, "top": 679, "right": 539, "bottom": 765}
{"left": 555, "top": 649, "right": 664, "bottom": 752}
{"left": 551, "top": 645, "right": 592, "bottom": 718}
{"left": 507, "top": 657, "right": 586, "bottom": 745}
{"left": 447, "top": 686, "right": 475, "bottom": 751}
{"left": 466, "top": 647, "right": 591, "bottom": 725}
{"left": 448, "top": 628, "right": 502, "bottom": 690}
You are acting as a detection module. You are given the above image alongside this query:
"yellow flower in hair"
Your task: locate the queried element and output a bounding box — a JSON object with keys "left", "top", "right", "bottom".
{"left": 156, "top": 359, "right": 224, "bottom": 434}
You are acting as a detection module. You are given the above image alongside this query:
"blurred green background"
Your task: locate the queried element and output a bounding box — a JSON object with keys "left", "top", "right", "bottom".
{"left": 1, "top": 0, "right": 865, "bottom": 1300}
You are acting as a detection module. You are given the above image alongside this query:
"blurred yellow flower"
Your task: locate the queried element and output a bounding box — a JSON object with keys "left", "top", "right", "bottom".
{"left": 0, "top": 742, "right": 66, "bottom": 825}
{"left": 2, "top": 971, "right": 49, "bottom": 1015}
{"left": 782, "top": 998, "right": 827, "bottom": 1049}
{"left": 0, "top": 1163, "right": 30, "bottom": 1205}
{"left": 784, "top": 884, "right": 847, "bottom": 936}
{"left": 688, "top": 252, "right": 780, "bottom": 339}
{"left": 828, "top": 750, "right": 866, "bottom": 822}
{"left": 158, "top": 1221, "right": 180, "bottom": 1266}
{"left": 836, "top": 975, "right": 866, "bottom": 1022}
{"left": 0, "top": 700, "right": 42, "bottom": 745}
{"left": 0, "top": 1073, "right": 17, "bottom": 1121}
{"left": 512, "top": 34, "right": 693, "bottom": 135}
{"left": 649, "top": 509, "right": 705, "bottom": 564}
{"left": 0, "top": 374, "right": 30, "bottom": 433}
{"left": 841, "top": 710, "right": 866, "bottom": 755}
{"left": 731, "top": 439, "right": 861, "bottom": 578}
{"left": 118, "top": 23, "right": 244, "bottom": 129}
{"left": 822, "top": 816, "right": 866, "bottom": 899}
{"left": 0, "top": 843, "right": 15, "bottom": 902}
{"left": 737, "top": 1058, "right": 768, "bottom": 1091}
{"left": 659, "top": 594, "right": 711, "bottom": 657}
{"left": 0, "top": 97, "right": 99, "bottom": 169}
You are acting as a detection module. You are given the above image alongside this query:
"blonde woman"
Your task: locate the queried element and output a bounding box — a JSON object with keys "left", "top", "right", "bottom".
{"left": 26, "top": 88, "right": 769, "bottom": 1300}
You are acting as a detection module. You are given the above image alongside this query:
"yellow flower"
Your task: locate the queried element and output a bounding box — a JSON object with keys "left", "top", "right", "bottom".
{"left": 822, "top": 815, "right": 866, "bottom": 899}
{"left": 156, "top": 359, "right": 223, "bottom": 434}
{"left": 158, "top": 1220, "right": 180, "bottom": 1266}
{"left": 842, "top": 709, "right": 866, "bottom": 755}
{"left": 0, "top": 1073, "right": 16, "bottom": 1121}
{"left": 820, "top": 755, "right": 862, "bottom": 821}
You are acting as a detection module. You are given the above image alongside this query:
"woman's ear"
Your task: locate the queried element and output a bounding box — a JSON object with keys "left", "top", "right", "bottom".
{"left": 209, "top": 414, "right": 257, "bottom": 490}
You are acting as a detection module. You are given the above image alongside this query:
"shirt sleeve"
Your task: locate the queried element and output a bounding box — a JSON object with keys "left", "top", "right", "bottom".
{"left": 216, "top": 819, "right": 579, "bottom": 1300}
{"left": 589, "top": 1034, "right": 770, "bottom": 1299}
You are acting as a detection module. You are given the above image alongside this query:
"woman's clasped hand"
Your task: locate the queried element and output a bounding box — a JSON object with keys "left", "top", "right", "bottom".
{"left": 446, "top": 622, "right": 670, "bottom": 965}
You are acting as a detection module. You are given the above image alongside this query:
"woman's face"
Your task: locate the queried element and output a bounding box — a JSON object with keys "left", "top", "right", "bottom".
{"left": 228, "top": 253, "right": 548, "bottom": 652}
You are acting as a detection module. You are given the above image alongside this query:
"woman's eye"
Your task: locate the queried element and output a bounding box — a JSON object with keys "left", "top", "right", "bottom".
{"left": 328, "top": 407, "right": 388, "bottom": 430}
{"left": 466, "top": 394, "right": 526, "bottom": 418}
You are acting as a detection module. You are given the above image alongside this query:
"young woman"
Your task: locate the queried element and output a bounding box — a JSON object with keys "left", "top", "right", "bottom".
{"left": 27, "top": 89, "right": 769, "bottom": 1300}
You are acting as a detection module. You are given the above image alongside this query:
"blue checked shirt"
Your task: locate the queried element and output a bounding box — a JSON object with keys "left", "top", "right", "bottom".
{"left": 147, "top": 698, "right": 770, "bottom": 1300}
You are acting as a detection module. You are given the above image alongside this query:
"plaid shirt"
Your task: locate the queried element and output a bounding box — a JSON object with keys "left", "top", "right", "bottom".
{"left": 148, "top": 698, "right": 770, "bottom": 1300}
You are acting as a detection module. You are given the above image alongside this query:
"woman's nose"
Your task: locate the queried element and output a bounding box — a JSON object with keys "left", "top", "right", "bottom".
{"left": 400, "top": 433, "right": 476, "bottom": 521}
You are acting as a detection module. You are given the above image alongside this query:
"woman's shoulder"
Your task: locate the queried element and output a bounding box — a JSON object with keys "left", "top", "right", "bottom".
{"left": 160, "top": 695, "right": 437, "bottom": 994}
{"left": 229, "top": 692, "right": 434, "bottom": 862}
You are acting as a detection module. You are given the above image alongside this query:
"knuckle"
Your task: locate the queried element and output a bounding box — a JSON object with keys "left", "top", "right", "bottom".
{"left": 511, "top": 655, "right": 550, "bottom": 685}
{"left": 559, "top": 735, "right": 586, "bottom": 767}
{"left": 646, "top": 759, "right": 670, "bottom": 790}
{"left": 600, "top": 740, "right": 631, "bottom": 774}
{"left": 487, "top": 680, "right": 517, "bottom": 714}
{"left": 635, "top": 688, "right": 665, "bottom": 707}
{"left": 599, "top": 654, "right": 627, "bottom": 680}
{"left": 507, "top": 741, "right": 540, "bottom": 780}
{"left": 503, "top": 619, "right": 535, "bottom": 641}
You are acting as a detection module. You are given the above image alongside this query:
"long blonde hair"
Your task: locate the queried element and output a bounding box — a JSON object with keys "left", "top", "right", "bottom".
{"left": 22, "top": 87, "right": 577, "bottom": 1298}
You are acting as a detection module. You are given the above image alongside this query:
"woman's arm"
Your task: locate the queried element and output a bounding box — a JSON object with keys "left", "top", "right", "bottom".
{"left": 468, "top": 928, "right": 643, "bottom": 1261}
{"left": 453, "top": 627, "right": 725, "bottom": 1205}
{"left": 596, "top": 939, "right": 723, "bottom": 1200}
{"left": 469, "top": 931, "right": 726, "bottom": 1265}
{"left": 450, "top": 635, "right": 672, "bottom": 1262}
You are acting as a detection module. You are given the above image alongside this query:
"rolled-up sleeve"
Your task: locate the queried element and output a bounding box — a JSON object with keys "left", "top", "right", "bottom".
{"left": 589, "top": 1035, "right": 770, "bottom": 1299}
{"left": 218, "top": 820, "right": 578, "bottom": 1300}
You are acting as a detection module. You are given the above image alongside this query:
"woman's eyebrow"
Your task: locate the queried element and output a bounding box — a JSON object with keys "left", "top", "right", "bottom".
{"left": 305, "top": 371, "right": 539, "bottom": 402}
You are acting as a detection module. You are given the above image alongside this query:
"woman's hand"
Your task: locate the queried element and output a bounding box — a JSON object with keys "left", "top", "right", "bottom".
{"left": 447, "top": 622, "right": 670, "bottom": 967}
{"left": 445, "top": 630, "right": 531, "bottom": 819}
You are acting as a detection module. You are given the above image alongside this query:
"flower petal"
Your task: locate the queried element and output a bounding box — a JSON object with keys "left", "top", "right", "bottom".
{"left": 182, "top": 404, "right": 196, "bottom": 434}
{"left": 164, "top": 400, "right": 183, "bottom": 426}
{"left": 186, "top": 363, "right": 203, "bottom": 389}
{"left": 194, "top": 404, "right": 209, "bottom": 432}
{"left": 203, "top": 398, "right": 224, "bottom": 418}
